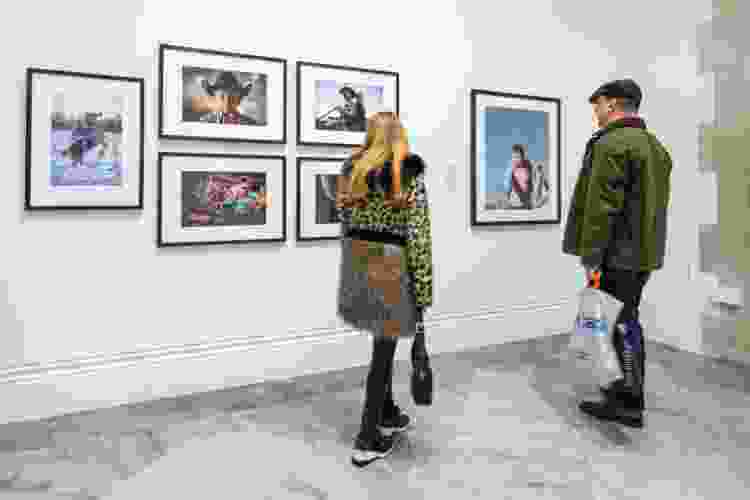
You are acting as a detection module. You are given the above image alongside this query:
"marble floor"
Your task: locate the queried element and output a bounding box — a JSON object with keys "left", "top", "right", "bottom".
{"left": 0, "top": 333, "right": 748, "bottom": 499}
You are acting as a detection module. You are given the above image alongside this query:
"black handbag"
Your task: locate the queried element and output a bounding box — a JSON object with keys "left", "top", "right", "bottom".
{"left": 410, "top": 317, "right": 433, "bottom": 406}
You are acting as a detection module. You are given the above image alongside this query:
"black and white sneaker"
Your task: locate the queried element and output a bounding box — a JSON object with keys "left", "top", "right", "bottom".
{"left": 379, "top": 405, "right": 411, "bottom": 436}
{"left": 351, "top": 431, "right": 394, "bottom": 467}
{"left": 579, "top": 399, "right": 644, "bottom": 428}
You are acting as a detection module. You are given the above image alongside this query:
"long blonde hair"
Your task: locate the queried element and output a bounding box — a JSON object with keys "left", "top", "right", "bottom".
{"left": 349, "top": 112, "right": 408, "bottom": 194}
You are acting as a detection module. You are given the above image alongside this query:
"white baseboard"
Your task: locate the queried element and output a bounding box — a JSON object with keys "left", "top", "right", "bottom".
{"left": 0, "top": 299, "right": 573, "bottom": 425}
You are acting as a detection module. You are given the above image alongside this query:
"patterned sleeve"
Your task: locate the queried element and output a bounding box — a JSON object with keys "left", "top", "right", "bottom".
{"left": 406, "top": 172, "right": 434, "bottom": 308}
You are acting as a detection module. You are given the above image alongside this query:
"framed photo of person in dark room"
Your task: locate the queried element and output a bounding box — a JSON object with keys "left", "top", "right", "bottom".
{"left": 296, "top": 157, "right": 346, "bottom": 241}
{"left": 158, "top": 44, "right": 286, "bottom": 144}
{"left": 470, "top": 89, "right": 561, "bottom": 226}
{"left": 296, "top": 61, "right": 399, "bottom": 147}
{"left": 25, "top": 68, "right": 144, "bottom": 210}
{"left": 157, "top": 153, "right": 286, "bottom": 246}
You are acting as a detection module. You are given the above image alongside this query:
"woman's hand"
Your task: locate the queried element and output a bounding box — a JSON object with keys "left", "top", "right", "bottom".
{"left": 336, "top": 192, "right": 368, "bottom": 209}
{"left": 384, "top": 191, "right": 416, "bottom": 209}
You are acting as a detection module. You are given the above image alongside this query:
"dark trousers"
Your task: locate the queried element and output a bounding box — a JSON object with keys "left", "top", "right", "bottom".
{"left": 598, "top": 265, "right": 652, "bottom": 410}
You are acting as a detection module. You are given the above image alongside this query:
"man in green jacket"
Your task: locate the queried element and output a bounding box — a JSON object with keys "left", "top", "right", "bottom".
{"left": 562, "top": 79, "right": 672, "bottom": 428}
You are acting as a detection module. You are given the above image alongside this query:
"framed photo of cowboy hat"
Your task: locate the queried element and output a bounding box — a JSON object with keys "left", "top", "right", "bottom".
{"left": 158, "top": 44, "right": 287, "bottom": 144}
{"left": 296, "top": 61, "right": 399, "bottom": 147}
{"left": 470, "top": 89, "right": 562, "bottom": 226}
{"left": 157, "top": 152, "right": 286, "bottom": 246}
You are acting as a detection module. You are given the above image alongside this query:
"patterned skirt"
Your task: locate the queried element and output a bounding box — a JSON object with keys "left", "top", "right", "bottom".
{"left": 337, "top": 237, "right": 418, "bottom": 339}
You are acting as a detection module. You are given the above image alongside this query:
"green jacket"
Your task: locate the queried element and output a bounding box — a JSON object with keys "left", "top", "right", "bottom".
{"left": 562, "top": 117, "right": 672, "bottom": 272}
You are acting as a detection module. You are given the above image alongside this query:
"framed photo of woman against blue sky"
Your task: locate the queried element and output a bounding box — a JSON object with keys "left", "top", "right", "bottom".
{"left": 470, "top": 89, "right": 561, "bottom": 226}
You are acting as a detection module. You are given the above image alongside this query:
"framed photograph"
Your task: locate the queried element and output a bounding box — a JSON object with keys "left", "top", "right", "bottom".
{"left": 157, "top": 152, "right": 286, "bottom": 246}
{"left": 296, "top": 157, "right": 346, "bottom": 241}
{"left": 158, "top": 44, "right": 286, "bottom": 144}
{"left": 470, "top": 89, "right": 561, "bottom": 226}
{"left": 296, "top": 61, "right": 398, "bottom": 147}
{"left": 25, "top": 68, "right": 144, "bottom": 210}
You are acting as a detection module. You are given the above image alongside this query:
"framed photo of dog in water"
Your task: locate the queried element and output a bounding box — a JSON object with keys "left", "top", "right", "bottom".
{"left": 25, "top": 67, "right": 144, "bottom": 210}
{"left": 470, "top": 89, "right": 562, "bottom": 226}
{"left": 296, "top": 157, "right": 346, "bottom": 241}
{"left": 296, "top": 61, "right": 399, "bottom": 147}
{"left": 158, "top": 44, "right": 287, "bottom": 144}
{"left": 157, "top": 152, "right": 286, "bottom": 246}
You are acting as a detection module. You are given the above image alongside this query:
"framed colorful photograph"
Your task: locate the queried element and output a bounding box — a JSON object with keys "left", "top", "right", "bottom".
{"left": 296, "top": 61, "right": 398, "bottom": 147}
{"left": 157, "top": 152, "right": 286, "bottom": 246}
{"left": 470, "top": 89, "right": 561, "bottom": 226}
{"left": 158, "top": 44, "right": 286, "bottom": 144}
{"left": 25, "top": 68, "right": 144, "bottom": 210}
{"left": 296, "top": 157, "right": 346, "bottom": 241}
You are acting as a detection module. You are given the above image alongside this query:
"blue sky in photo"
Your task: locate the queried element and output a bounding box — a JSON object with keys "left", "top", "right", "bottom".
{"left": 483, "top": 107, "right": 548, "bottom": 193}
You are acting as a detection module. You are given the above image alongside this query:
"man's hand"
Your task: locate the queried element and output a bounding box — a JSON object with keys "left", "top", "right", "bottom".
{"left": 256, "top": 192, "right": 271, "bottom": 208}
{"left": 585, "top": 267, "right": 594, "bottom": 283}
{"left": 584, "top": 266, "right": 601, "bottom": 287}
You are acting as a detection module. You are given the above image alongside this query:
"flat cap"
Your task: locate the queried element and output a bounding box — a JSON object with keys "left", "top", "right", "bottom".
{"left": 588, "top": 79, "right": 642, "bottom": 108}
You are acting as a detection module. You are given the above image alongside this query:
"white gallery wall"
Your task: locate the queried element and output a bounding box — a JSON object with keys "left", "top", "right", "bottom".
{"left": 0, "top": 0, "right": 715, "bottom": 424}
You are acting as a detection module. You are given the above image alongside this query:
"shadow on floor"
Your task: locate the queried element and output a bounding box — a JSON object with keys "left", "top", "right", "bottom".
{"left": 527, "top": 353, "right": 635, "bottom": 447}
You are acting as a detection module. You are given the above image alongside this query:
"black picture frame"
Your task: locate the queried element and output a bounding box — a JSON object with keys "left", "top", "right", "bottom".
{"left": 157, "top": 152, "right": 287, "bottom": 247}
{"left": 296, "top": 61, "right": 399, "bottom": 147}
{"left": 469, "top": 88, "right": 562, "bottom": 227}
{"left": 158, "top": 44, "right": 287, "bottom": 144}
{"left": 296, "top": 157, "right": 346, "bottom": 241}
{"left": 25, "top": 67, "right": 145, "bottom": 210}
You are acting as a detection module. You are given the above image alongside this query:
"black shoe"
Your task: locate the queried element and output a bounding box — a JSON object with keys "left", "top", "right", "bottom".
{"left": 351, "top": 431, "right": 394, "bottom": 467}
{"left": 579, "top": 400, "right": 644, "bottom": 428}
{"left": 379, "top": 404, "right": 411, "bottom": 435}
{"left": 600, "top": 381, "right": 645, "bottom": 411}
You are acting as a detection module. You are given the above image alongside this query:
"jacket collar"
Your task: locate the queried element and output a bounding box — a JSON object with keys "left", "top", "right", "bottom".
{"left": 587, "top": 116, "right": 646, "bottom": 150}
{"left": 602, "top": 116, "right": 647, "bottom": 133}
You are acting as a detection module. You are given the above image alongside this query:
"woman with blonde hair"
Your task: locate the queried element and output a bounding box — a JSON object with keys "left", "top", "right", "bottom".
{"left": 336, "top": 112, "right": 434, "bottom": 467}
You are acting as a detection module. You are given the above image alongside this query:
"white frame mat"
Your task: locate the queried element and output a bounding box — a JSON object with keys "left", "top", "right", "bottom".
{"left": 159, "top": 44, "right": 286, "bottom": 144}
{"left": 25, "top": 68, "right": 144, "bottom": 210}
{"left": 296, "top": 157, "right": 346, "bottom": 241}
{"left": 297, "top": 61, "right": 398, "bottom": 147}
{"left": 470, "top": 89, "right": 561, "bottom": 226}
{"left": 158, "top": 152, "right": 286, "bottom": 246}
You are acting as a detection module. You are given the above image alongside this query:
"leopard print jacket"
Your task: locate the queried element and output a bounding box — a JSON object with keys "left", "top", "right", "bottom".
{"left": 337, "top": 155, "right": 434, "bottom": 308}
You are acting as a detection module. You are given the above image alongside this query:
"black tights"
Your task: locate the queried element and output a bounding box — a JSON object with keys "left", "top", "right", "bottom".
{"left": 360, "top": 307, "right": 424, "bottom": 439}
{"left": 360, "top": 336, "right": 398, "bottom": 438}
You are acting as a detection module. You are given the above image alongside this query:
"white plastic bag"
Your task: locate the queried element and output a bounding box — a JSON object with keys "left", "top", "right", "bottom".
{"left": 569, "top": 286, "right": 625, "bottom": 386}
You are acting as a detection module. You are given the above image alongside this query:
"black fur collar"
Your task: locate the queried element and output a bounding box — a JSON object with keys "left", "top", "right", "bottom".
{"left": 384, "top": 153, "right": 426, "bottom": 177}
{"left": 363, "top": 153, "right": 426, "bottom": 192}
{"left": 343, "top": 153, "right": 426, "bottom": 176}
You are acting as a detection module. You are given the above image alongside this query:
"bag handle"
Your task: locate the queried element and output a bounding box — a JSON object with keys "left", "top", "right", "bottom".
{"left": 589, "top": 270, "right": 601, "bottom": 289}
{"left": 412, "top": 308, "right": 428, "bottom": 360}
